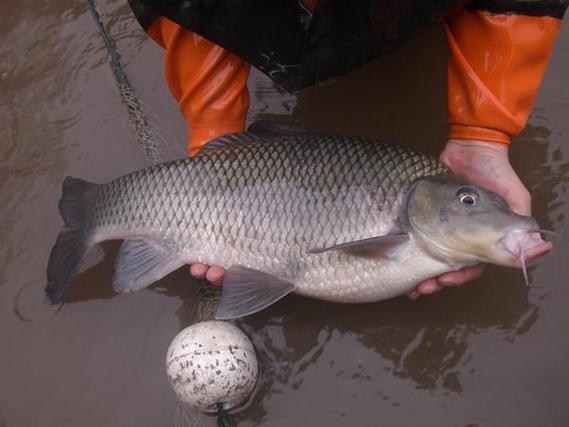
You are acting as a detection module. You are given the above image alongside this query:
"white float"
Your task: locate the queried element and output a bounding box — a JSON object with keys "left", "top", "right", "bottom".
{"left": 166, "top": 320, "right": 258, "bottom": 412}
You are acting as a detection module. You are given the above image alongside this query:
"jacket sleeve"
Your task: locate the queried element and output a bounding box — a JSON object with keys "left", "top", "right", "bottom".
{"left": 146, "top": 17, "right": 250, "bottom": 156}
{"left": 443, "top": 1, "right": 567, "bottom": 144}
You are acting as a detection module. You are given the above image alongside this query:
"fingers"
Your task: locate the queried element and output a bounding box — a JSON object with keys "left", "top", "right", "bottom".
{"left": 407, "top": 264, "right": 485, "bottom": 299}
{"left": 189, "top": 264, "right": 225, "bottom": 287}
{"left": 503, "top": 184, "right": 531, "bottom": 217}
{"left": 438, "top": 264, "right": 485, "bottom": 287}
{"left": 406, "top": 279, "right": 441, "bottom": 299}
{"left": 406, "top": 290, "right": 421, "bottom": 299}
{"left": 205, "top": 266, "right": 225, "bottom": 286}
{"left": 494, "top": 162, "right": 531, "bottom": 216}
{"left": 189, "top": 264, "right": 208, "bottom": 279}
{"left": 417, "top": 278, "right": 442, "bottom": 294}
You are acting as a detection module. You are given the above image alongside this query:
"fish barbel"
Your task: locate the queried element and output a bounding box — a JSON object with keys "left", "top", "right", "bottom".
{"left": 45, "top": 122, "right": 551, "bottom": 318}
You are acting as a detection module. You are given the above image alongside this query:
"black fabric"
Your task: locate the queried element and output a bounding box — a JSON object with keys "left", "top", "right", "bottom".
{"left": 129, "top": 0, "right": 467, "bottom": 91}
{"left": 128, "top": 0, "right": 567, "bottom": 92}
{"left": 128, "top": 0, "right": 159, "bottom": 31}
{"left": 468, "top": 0, "right": 569, "bottom": 18}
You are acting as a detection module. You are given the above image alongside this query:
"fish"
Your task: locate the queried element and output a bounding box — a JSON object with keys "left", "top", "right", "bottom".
{"left": 45, "top": 121, "right": 552, "bottom": 319}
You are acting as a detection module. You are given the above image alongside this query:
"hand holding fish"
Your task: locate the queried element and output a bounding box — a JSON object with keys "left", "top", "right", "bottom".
{"left": 189, "top": 263, "right": 225, "bottom": 286}
{"left": 406, "top": 139, "right": 532, "bottom": 299}
{"left": 440, "top": 140, "right": 531, "bottom": 216}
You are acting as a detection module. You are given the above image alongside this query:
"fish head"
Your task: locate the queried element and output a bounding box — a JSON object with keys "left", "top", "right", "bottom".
{"left": 406, "top": 176, "right": 552, "bottom": 269}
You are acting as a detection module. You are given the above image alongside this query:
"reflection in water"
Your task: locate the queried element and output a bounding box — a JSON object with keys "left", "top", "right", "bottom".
{"left": 1, "top": 1, "right": 569, "bottom": 426}
{"left": 515, "top": 123, "right": 569, "bottom": 229}
{"left": 233, "top": 264, "right": 539, "bottom": 409}
{"left": 13, "top": 280, "right": 64, "bottom": 323}
{"left": 247, "top": 68, "right": 298, "bottom": 120}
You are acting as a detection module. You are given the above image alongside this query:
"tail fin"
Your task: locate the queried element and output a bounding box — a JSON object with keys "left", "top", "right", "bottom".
{"left": 45, "top": 177, "right": 99, "bottom": 303}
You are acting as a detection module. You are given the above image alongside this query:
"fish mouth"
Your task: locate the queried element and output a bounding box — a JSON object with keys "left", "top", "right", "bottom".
{"left": 495, "top": 229, "right": 553, "bottom": 286}
{"left": 523, "top": 235, "right": 553, "bottom": 264}
{"left": 497, "top": 230, "right": 553, "bottom": 266}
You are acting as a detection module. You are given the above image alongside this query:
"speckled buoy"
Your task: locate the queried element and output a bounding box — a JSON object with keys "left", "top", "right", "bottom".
{"left": 166, "top": 321, "right": 258, "bottom": 412}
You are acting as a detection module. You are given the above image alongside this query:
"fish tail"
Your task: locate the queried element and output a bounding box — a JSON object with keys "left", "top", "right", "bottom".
{"left": 45, "top": 177, "right": 99, "bottom": 303}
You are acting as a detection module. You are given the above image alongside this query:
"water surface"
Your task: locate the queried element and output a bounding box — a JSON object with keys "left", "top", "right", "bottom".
{"left": 1, "top": 2, "right": 568, "bottom": 426}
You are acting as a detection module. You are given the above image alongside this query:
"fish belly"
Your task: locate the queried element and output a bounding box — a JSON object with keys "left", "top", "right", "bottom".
{"left": 294, "top": 242, "right": 451, "bottom": 303}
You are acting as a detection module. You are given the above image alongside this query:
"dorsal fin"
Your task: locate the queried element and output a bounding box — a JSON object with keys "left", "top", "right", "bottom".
{"left": 200, "top": 132, "right": 262, "bottom": 152}
{"left": 201, "top": 121, "right": 316, "bottom": 153}
{"left": 247, "top": 120, "right": 315, "bottom": 138}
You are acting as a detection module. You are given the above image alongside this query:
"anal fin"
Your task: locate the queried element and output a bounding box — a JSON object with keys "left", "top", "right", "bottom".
{"left": 215, "top": 266, "right": 295, "bottom": 320}
{"left": 113, "top": 239, "right": 185, "bottom": 293}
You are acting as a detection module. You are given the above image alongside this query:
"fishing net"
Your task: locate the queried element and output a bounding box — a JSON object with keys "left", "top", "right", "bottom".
{"left": 86, "top": 0, "right": 182, "bottom": 166}
{"left": 120, "top": 82, "right": 167, "bottom": 165}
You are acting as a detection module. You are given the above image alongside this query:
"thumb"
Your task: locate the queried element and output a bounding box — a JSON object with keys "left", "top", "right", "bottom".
{"left": 500, "top": 179, "right": 532, "bottom": 216}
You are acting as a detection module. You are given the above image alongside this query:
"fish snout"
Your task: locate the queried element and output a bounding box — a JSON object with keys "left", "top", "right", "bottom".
{"left": 522, "top": 232, "right": 553, "bottom": 264}
{"left": 496, "top": 230, "right": 553, "bottom": 267}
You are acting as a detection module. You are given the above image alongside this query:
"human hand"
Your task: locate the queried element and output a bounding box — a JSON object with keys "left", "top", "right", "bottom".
{"left": 406, "top": 139, "right": 531, "bottom": 299}
{"left": 189, "top": 264, "right": 225, "bottom": 286}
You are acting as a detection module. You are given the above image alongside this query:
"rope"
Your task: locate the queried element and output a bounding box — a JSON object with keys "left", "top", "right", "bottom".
{"left": 85, "top": 0, "right": 162, "bottom": 165}
{"left": 216, "top": 403, "right": 232, "bottom": 427}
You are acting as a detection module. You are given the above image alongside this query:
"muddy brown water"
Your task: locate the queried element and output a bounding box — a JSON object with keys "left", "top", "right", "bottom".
{"left": 1, "top": 1, "right": 569, "bottom": 426}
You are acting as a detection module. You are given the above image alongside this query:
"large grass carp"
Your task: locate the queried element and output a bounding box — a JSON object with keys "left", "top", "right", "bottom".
{"left": 46, "top": 122, "right": 551, "bottom": 319}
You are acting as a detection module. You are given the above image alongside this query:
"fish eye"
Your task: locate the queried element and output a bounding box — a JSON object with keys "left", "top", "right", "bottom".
{"left": 456, "top": 187, "right": 479, "bottom": 207}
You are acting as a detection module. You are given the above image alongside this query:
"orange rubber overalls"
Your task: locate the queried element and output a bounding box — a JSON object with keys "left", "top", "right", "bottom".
{"left": 130, "top": 1, "right": 566, "bottom": 155}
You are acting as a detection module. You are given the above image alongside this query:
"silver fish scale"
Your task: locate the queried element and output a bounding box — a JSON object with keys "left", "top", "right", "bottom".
{"left": 87, "top": 134, "right": 448, "bottom": 301}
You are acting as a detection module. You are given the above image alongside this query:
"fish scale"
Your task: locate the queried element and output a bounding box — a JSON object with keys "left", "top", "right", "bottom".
{"left": 82, "top": 133, "right": 448, "bottom": 300}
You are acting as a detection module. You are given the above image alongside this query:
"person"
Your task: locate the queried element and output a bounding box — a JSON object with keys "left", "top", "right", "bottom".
{"left": 127, "top": 0, "right": 567, "bottom": 298}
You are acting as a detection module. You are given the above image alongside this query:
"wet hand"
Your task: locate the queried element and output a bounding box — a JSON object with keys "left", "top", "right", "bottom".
{"left": 189, "top": 264, "right": 225, "bottom": 286}
{"left": 407, "top": 139, "right": 531, "bottom": 299}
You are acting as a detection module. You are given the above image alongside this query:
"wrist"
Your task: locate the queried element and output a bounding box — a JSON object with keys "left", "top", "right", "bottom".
{"left": 449, "top": 125, "right": 511, "bottom": 145}
{"left": 441, "top": 138, "right": 510, "bottom": 172}
{"left": 447, "top": 139, "right": 509, "bottom": 155}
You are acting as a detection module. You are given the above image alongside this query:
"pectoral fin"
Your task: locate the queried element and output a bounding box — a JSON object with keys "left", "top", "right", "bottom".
{"left": 309, "top": 233, "right": 410, "bottom": 260}
{"left": 113, "top": 239, "right": 185, "bottom": 293}
{"left": 215, "top": 266, "right": 295, "bottom": 320}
